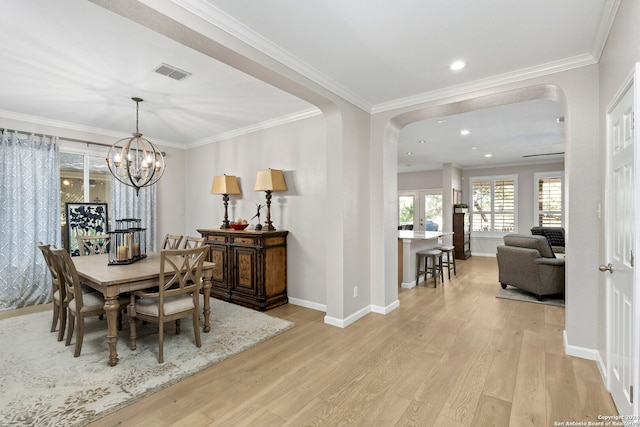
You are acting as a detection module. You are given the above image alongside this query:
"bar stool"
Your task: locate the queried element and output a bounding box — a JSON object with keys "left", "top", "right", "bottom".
{"left": 437, "top": 245, "right": 457, "bottom": 280}
{"left": 416, "top": 249, "right": 443, "bottom": 287}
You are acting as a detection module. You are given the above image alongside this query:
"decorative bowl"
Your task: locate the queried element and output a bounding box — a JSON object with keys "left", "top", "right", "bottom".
{"left": 230, "top": 223, "right": 249, "bottom": 230}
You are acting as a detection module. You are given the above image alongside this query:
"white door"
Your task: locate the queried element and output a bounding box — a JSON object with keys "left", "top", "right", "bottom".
{"left": 606, "top": 65, "right": 638, "bottom": 415}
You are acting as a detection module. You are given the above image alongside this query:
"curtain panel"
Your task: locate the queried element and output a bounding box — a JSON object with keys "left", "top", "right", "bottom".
{"left": 0, "top": 132, "right": 61, "bottom": 310}
{"left": 111, "top": 180, "right": 158, "bottom": 252}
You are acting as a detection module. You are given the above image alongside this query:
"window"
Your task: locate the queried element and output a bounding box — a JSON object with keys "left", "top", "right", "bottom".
{"left": 535, "top": 172, "right": 564, "bottom": 227}
{"left": 398, "top": 195, "right": 414, "bottom": 228}
{"left": 424, "top": 193, "right": 443, "bottom": 231}
{"left": 470, "top": 175, "right": 517, "bottom": 233}
{"left": 60, "top": 149, "right": 112, "bottom": 249}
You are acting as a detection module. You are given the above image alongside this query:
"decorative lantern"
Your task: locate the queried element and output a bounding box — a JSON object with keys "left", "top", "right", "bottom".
{"left": 108, "top": 218, "right": 147, "bottom": 265}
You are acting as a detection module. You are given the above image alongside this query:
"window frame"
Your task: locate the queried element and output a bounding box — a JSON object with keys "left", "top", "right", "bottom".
{"left": 469, "top": 174, "right": 518, "bottom": 237}
{"left": 534, "top": 171, "right": 564, "bottom": 228}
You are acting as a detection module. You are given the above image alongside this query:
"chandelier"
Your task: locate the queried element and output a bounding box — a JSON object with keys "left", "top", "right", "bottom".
{"left": 106, "top": 97, "right": 165, "bottom": 196}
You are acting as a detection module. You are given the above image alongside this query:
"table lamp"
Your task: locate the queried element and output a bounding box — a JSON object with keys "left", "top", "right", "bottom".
{"left": 254, "top": 168, "right": 287, "bottom": 231}
{"left": 210, "top": 174, "right": 242, "bottom": 229}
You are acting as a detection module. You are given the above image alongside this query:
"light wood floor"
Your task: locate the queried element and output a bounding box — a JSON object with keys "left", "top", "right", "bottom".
{"left": 10, "top": 256, "right": 618, "bottom": 426}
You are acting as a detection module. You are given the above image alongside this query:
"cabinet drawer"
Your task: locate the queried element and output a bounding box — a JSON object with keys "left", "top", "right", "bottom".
{"left": 232, "top": 236, "right": 258, "bottom": 246}
{"left": 206, "top": 235, "right": 227, "bottom": 243}
{"left": 265, "top": 236, "right": 286, "bottom": 247}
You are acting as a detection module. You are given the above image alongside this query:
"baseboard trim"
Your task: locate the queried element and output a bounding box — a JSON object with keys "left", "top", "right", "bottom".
{"left": 289, "top": 297, "right": 399, "bottom": 326}
{"left": 324, "top": 305, "right": 371, "bottom": 328}
{"left": 287, "top": 297, "right": 326, "bottom": 312}
{"left": 564, "top": 331, "right": 609, "bottom": 390}
{"left": 471, "top": 252, "right": 496, "bottom": 258}
{"left": 371, "top": 299, "right": 400, "bottom": 315}
{"left": 563, "top": 330, "right": 599, "bottom": 360}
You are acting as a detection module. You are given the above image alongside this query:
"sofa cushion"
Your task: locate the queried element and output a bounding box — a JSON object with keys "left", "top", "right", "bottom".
{"left": 531, "top": 227, "right": 565, "bottom": 248}
{"left": 503, "top": 234, "right": 555, "bottom": 258}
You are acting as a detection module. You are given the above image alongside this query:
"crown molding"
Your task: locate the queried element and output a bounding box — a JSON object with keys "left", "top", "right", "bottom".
{"left": 0, "top": 110, "right": 182, "bottom": 149}
{"left": 171, "top": 0, "right": 372, "bottom": 111}
{"left": 371, "top": 53, "right": 598, "bottom": 114}
{"left": 590, "top": 0, "right": 621, "bottom": 61}
{"left": 186, "top": 107, "right": 322, "bottom": 148}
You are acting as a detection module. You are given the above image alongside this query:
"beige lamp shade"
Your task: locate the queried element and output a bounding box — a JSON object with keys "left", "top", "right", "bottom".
{"left": 210, "top": 175, "right": 241, "bottom": 195}
{"left": 254, "top": 169, "right": 288, "bottom": 192}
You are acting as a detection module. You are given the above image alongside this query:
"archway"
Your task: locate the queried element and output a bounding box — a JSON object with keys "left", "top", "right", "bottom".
{"left": 373, "top": 84, "right": 568, "bottom": 313}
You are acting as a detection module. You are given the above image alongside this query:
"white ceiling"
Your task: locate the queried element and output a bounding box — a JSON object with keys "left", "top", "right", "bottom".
{"left": 0, "top": 0, "right": 618, "bottom": 171}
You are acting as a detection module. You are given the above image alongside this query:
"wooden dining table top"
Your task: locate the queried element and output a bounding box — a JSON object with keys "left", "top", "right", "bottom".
{"left": 72, "top": 252, "right": 214, "bottom": 287}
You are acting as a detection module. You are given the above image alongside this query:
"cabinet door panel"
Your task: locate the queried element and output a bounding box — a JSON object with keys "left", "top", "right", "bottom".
{"left": 232, "top": 247, "right": 259, "bottom": 296}
{"left": 210, "top": 245, "right": 227, "bottom": 285}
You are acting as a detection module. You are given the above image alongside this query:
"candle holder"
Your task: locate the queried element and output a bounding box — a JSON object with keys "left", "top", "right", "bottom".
{"left": 108, "top": 218, "right": 147, "bottom": 265}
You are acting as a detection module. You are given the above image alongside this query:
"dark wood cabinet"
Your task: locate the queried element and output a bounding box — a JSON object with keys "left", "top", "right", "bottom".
{"left": 197, "top": 228, "right": 288, "bottom": 311}
{"left": 453, "top": 212, "right": 471, "bottom": 260}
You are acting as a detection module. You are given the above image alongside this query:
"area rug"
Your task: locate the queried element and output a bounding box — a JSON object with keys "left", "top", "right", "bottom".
{"left": 0, "top": 299, "right": 295, "bottom": 427}
{"left": 497, "top": 286, "right": 565, "bottom": 307}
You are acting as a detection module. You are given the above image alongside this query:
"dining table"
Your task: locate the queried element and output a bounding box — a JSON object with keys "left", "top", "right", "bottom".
{"left": 72, "top": 252, "right": 215, "bottom": 366}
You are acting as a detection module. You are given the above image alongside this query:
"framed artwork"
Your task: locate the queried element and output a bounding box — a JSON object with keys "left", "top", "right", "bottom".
{"left": 65, "top": 203, "right": 109, "bottom": 256}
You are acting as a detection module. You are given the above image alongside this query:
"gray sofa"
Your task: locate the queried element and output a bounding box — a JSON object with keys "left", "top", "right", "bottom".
{"left": 496, "top": 234, "right": 565, "bottom": 301}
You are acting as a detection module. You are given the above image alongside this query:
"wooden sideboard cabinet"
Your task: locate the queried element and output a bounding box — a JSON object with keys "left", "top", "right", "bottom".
{"left": 197, "top": 228, "right": 288, "bottom": 311}
{"left": 453, "top": 212, "right": 471, "bottom": 260}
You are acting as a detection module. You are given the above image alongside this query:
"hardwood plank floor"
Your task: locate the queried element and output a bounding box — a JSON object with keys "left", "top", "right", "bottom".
{"left": 7, "top": 256, "right": 618, "bottom": 426}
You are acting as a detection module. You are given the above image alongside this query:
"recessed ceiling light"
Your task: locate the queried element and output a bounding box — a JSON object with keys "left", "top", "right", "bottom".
{"left": 418, "top": 140, "right": 426, "bottom": 144}
{"left": 450, "top": 60, "right": 466, "bottom": 71}
{"left": 406, "top": 152, "right": 413, "bottom": 155}
{"left": 460, "top": 129, "right": 470, "bottom": 136}
{"left": 471, "top": 146, "right": 477, "bottom": 150}
{"left": 437, "top": 119, "right": 446, "bottom": 124}
{"left": 484, "top": 154, "right": 492, "bottom": 158}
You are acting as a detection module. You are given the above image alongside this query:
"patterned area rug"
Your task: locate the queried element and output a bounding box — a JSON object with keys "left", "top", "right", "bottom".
{"left": 497, "top": 286, "right": 565, "bottom": 307}
{"left": 0, "top": 298, "right": 294, "bottom": 427}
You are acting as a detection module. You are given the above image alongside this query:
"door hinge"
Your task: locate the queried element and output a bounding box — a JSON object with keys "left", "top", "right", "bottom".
{"left": 631, "top": 385, "right": 634, "bottom": 403}
{"left": 632, "top": 249, "right": 635, "bottom": 268}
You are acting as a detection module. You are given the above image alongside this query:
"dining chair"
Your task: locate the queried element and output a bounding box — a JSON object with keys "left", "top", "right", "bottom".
{"left": 50, "top": 247, "right": 128, "bottom": 357}
{"left": 37, "top": 242, "right": 67, "bottom": 341}
{"left": 162, "top": 234, "right": 183, "bottom": 250}
{"left": 76, "top": 234, "right": 110, "bottom": 256}
{"left": 182, "top": 236, "right": 205, "bottom": 249}
{"left": 128, "top": 245, "right": 209, "bottom": 363}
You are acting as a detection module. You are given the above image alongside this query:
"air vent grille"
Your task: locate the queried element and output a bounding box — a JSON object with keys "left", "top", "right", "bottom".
{"left": 154, "top": 63, "right": 191, "bottom": 81}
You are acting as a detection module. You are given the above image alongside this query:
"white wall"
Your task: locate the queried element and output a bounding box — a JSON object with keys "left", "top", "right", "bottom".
{"left": 597, "top": 0, "right": 640, "bottom": 370}
{"left": 184, "top": 114, "right": 328, "bottom": 309}
{"left": 397, "top": 170, "right": 442, "bottom": 191}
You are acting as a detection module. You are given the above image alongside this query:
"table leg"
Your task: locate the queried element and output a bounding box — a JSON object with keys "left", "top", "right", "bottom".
{"left": 104, "top": 296, "right": 120, "bottom": 366}
{"left": 202, "top": 273, "right": 212, "bottom": 333}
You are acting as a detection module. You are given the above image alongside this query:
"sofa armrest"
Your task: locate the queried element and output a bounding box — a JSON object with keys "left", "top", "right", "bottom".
{"left": 534, "top": 258, "right": 565, "bottom": 267}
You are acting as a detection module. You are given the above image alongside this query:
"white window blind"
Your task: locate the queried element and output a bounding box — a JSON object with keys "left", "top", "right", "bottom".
{"left": 470, "top": 175, "right": 516, "bottom": 233}
{"left": 535, "top": 173, "right": 563, "bottom": 226}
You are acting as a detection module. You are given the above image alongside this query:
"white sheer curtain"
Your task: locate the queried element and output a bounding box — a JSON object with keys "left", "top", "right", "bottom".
{"left": 111, "top": 180, "right": 158, "bottom": 252}
{"left": 0, "top": 131, "right": 61, "bottom": 310}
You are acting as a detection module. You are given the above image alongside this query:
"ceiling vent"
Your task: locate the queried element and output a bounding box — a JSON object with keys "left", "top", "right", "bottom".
{"left": 522, "top": 152, "right": 565, "bottom": 158}
{"left": 154, "top": 63, "right": 191, "bottom": 81}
